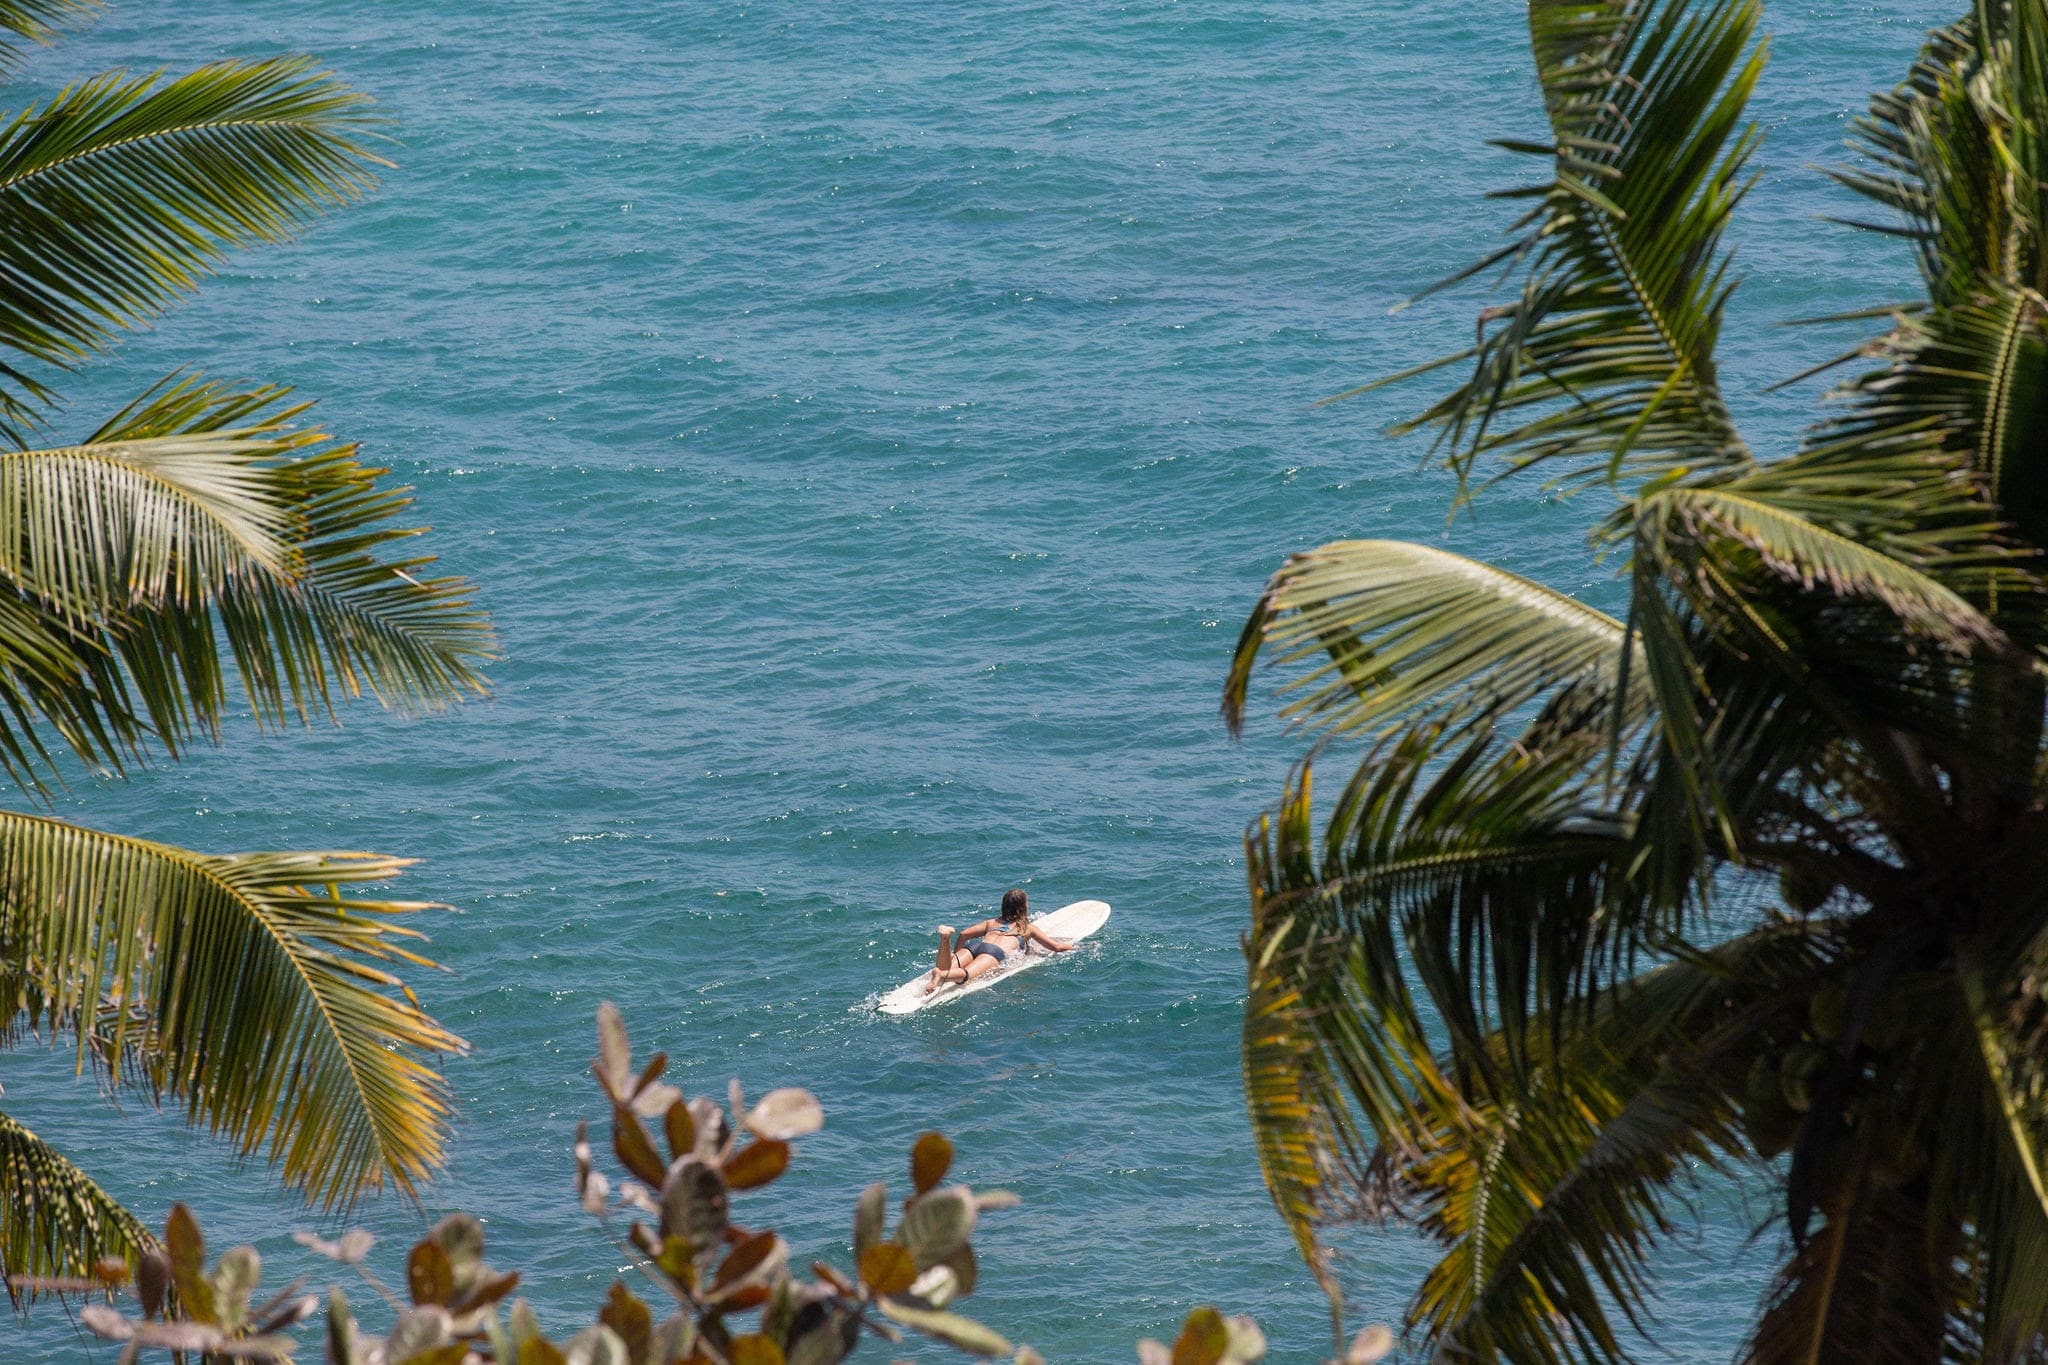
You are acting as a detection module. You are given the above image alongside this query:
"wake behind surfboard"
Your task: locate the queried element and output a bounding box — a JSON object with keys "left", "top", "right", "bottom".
{"left": 876, "top": 899, "right": 1110, "bottom": 1015}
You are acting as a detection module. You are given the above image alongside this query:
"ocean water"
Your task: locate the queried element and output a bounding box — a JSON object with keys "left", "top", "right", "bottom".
{"left": 3, "top": 1, "right": 1942, "bottom": 1359}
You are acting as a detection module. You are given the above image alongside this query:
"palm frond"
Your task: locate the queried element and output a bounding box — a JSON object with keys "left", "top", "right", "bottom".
{"left": 1943, "top": 962, "right": 2048, "bottom": 1359}
{"left": 0, "top": 0, "right": 96, "bottom": 77}
{"left": 1831, "top": 14, "right": 1999, "bottom": 305}
{"left": 0, "top": 58, "right": 385, "bottom": 436}
{"left": 0, "top": 420, "right": 302, "bottom": 617}
{"left": 1822, "top": 5, "right": 2048, "bottom": 557}
{"left": 1222, "top": 539, "right": 1646, "bottom": 742}
{"left": 1813, "top": 281, "right": 2048, "bottom": 563}
{"left": 205, "top": 439, "right": 493, "bottom": 721}
{"left": 1735, "top": 961, "right": 2048, "bottom": 1364}
{"left": 0, "top": 586, "right": 140, "bottom": 791}
{"left": 1615, "top": 435, "right": 2035, "bottom": 875}
{"left": 0, "top": 1106, "right": 153, "bottom": 1298}
{"left": 1634, "top": 480, "right": 2011, "bottom": 653}
{"left": 1241, "top": 770, "right": 1371, "bottom": 1335}
{"left": 1834, "top": 2, "right": 2048, "bottom": 301}
{"left": 1385, "top": 0, "right": 1764, "bottom": 505}
{"left": 0, "top": 377, "right": 489, "bottom": 787}
{"left": 1247, "top": 747, "right": 1831, "bottom": 1364}
{"left": 1238, "top": 723, "right": 1658, "bottom": 1330}
{"left": 1405, "top": 922, "right": 1829, "bottom": 1365}
{"left": 0, "top": 810, "right": 466, "bottom": 1206}
{"left": 1742, "top": 1180, "right": 1956, "bottom": 1365}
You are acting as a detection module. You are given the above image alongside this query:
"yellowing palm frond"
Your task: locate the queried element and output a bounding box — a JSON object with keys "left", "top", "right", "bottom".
{"left": 0, "top": 811, "right": 467, "bottom": 1207}
{"left": 1411, "top": 925, "right": 1829, "bottom": 1365}
{"left": 0, "top": 1107, "right": 153, "bottom": 1297}
{"left": 1238, "top": 727, "right": 1656, "bottom": 1345}
{"left": 0, "top": 378, "right": 489, "bottom": 788}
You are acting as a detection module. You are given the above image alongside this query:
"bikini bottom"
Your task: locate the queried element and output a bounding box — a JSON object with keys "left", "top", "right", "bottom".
{"left": 960, "top": 939, "right": 1006, "bottom": 963}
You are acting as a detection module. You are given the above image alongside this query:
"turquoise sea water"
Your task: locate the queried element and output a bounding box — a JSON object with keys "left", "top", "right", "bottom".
{"left": 5, "top": 1, "right": 1946, "bottom": 1358}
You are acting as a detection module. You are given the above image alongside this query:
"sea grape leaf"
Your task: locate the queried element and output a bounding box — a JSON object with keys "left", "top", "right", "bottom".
{"left": 900, "top": 1188, "right": 975, "bottom": 1269}
{"left": 747, "top": 1088, "right": 824, "bottom": 1141}
{"left": 911, "top": 1133, "right": 953, "bottom": 1193}
{"left": 726, "top": 1139, "right": 791, "bottom": 1190}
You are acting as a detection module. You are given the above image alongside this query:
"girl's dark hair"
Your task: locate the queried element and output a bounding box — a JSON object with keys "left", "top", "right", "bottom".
{"left": 999, "top": 888, "right": 1028, "bottom": 923}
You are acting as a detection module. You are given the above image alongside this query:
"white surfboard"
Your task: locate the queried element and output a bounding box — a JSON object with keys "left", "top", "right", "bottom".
{"left": 877, "top": 900, "right": 1111, "bottom": 1015}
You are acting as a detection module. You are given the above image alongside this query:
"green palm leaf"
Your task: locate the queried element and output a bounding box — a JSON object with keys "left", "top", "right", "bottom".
{"left": 1634, "top": 482, "right": 2010, "bottom": 652}
{"left": 1950, "top": 964, "right": 2048, "bottom": 1359}
{"left": 1832, "top": 6, "right": 2048, "bottom": 309}
{"left": 1234, "top": 0, "right": 2048, "bottom": 1356}
{"left": 1815, "top": 285, "right": 2048, "bottom": 559}
{"left": 0, "top": 57, "right": 385, "bottom": 437}
{"left": 0, "top": 585, "right": 142, "bottom": 789}
{"left": 1378, "top": 0, "right": 1764, "bottom": 504}
{"left": 1239, "top": 726, "right": 1652, "bottom": 1337}
{"left": 0, "top": 421, "right": 301, "bottom": 616}
{"left": 1222, "top": 539, "right": 1647, "bottom": 742}
{"left": 1742, "top": 968, "right": 2048, "bottom": 1364}
{"left": 0, "top": 810, "right": 466, "bottom": 1206}
{"left": 1828, "top": 18, "right": 1981, "bottom": 299}
{"left": 0, "top": 1107, "right": 154, "bottom": 1297}
{"left": 1411, "top": 925, "right": 1829, "bottom": 1365}
{"left": 0, "top": 377, "right": 488, "bottom": 783}
{"left": 0, "top": 1, "right": 96, "bottom": 77}
{"left": 1823, "top": 8, "right": 2048, "bottom": 555}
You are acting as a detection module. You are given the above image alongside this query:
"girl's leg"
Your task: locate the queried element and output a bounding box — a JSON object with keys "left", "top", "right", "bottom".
{"left": 926, "top": 927, "right": 968, "bottom": 990}
{"left": 962, "top": 952, "right": 1002, "bottom": 981}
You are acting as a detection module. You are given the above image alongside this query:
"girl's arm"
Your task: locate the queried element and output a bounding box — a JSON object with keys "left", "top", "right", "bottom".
{"left": 1028, "top": 924, "right": 1076, "bottom": 952}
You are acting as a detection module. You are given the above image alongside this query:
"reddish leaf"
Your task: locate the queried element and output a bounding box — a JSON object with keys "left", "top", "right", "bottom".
{"left": 910, "top": 1133, "right": 953, "bottom": 1194}
{"left": 812, "top": 1261, "right": 856, "bottom": 1295}
{"left": 407, "top": 1239, "right": 454, "bottom": 1307}
{"left": 137, "top": 1249, "right": 168, "bottom": 1319}
{"left": 858, "top": 1243, "right": 917, "bottom": 1297}
{"left": 613, "top": 1105, "right": 669, "bottom": 1188}
{"left": 663, "top": 1100, "right": 696, "bottom": 1163}
{"left": 599, "top": 1282, "right": 652, "bottom": 1361}
{"left": 713, "top": 1231, "right": 785, "bottom": 1294}
{"left": 729, "top": 1337, "right": 785, "bottom": 1365}
{"left": 464, "top": 1270, "right": 520, "bottom": 1311}
{"left": 725, "top": 1139, "right": 791, "bottom": 1191}
{"left": 1172, "top": 1307, "right": 1228, "bottom": 1365}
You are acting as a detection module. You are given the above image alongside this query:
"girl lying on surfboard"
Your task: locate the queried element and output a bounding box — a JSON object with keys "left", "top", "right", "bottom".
{"left": 924, "top": 888, "right": 1075, "bottom": 993}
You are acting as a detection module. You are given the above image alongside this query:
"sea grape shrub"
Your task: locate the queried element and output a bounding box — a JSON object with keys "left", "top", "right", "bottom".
{"left": 566, "top": 1002, "right": 1027, "bottom": 1363}
{"left": 60, "top": 1003, "right": 1384, "bottom": 1364}
{"left": 69, "top": 1204, "right": 319, "bottom": 1360}
{"left": 71, "top": 1003, "right": 1040, "bottom": 1364}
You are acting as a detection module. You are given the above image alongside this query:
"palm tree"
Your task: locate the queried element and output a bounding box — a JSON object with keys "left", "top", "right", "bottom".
{"left": 0, "top": 3, "right": 490, "bottom": 1292}
{"left": 1224, "top": 0, "right": 2048, "bottom": 1359}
